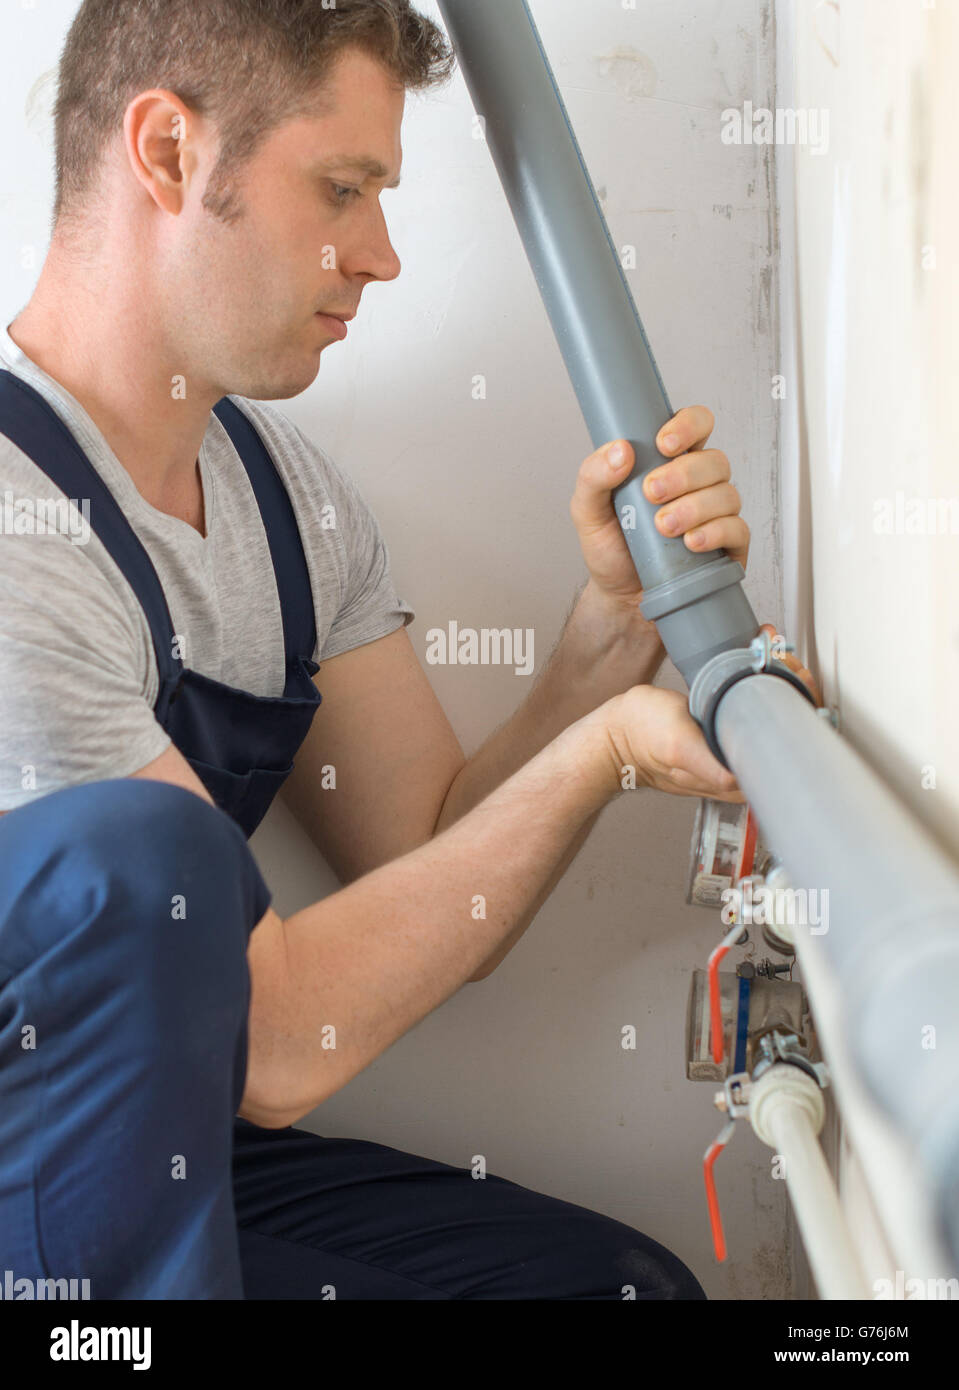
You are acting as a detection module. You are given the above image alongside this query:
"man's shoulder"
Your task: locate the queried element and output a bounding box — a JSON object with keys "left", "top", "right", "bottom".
{"left": 222, "top": 396, "right": 321, "bottom": 464}
{"left": 223, "top": 394, "right": 297, "bottom": 438}
{"left": 222, "top": 396, "right": 341, "bottom": 487}
{"left": 0, "top": 424, "right": 56, "bottom": 487}
{"left": 222, "top": 396, "right": 370, "bottom": 516}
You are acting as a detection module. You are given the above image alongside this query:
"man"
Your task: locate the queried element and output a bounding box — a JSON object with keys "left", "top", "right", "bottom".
{"left": 0, "top": 0, "right": 795, "bottom": 1299}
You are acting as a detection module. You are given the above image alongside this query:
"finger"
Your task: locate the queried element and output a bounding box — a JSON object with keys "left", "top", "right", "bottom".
{"left": 774, "top": 655, "right": 821, "bottom": 705}
{"left": 664, "top": 768, "right": 746, "bottom": 803}
{"left": 642, "top": 449, "right": 731, "bottom": 504}
{"left": 652, "top": 722, "right": 743, "bottom": 797}
{"left": 782, "top": 659, "right": 821, "bottom": 705}
{"left": 652, "top": 482, "right": 742, "bottom": 538}
{"left": 656, "top": 405, "right": 715, "bottom": 458}
{"left": 682, "top": 516, "right": 750, "bottom": 565}
{"left": 570, "top": 439, "right": 635, "bottom": 532}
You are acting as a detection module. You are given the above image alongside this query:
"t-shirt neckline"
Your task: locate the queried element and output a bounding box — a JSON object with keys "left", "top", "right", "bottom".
{"left": 0, "top": 321, "right": 218, "bottom": 545}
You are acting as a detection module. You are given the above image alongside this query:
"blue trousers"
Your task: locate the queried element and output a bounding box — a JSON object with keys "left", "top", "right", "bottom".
{"left": 0, "top": 779, "right": 705, "bottom": 1300}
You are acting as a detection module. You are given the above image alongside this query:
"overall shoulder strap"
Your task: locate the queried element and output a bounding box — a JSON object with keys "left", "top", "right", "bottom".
{"left": 0, "top": 370, "right": 183, "bottom": 711}
{"left": 213, "top": 398, "right": 318, "bottom": 668}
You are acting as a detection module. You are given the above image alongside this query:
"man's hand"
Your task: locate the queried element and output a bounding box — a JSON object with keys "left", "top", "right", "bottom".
{"left": 569, "top": 405, "right": 749, "bottom": 620}
{"left": 585, "top": 684, "right": 744, "bottom": 803}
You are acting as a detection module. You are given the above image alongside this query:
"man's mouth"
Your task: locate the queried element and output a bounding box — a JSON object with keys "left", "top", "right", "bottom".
{"left": 315, "top": 307, "right": 357, "bottom": 342}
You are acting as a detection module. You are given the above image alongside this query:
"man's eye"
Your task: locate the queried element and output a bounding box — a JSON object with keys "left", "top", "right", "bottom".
{"left": 331, "top": 183, "right": 361, "bottom": 202}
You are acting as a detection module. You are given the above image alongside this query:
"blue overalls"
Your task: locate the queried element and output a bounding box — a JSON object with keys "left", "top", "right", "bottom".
{"left": 0, "top": 371, "right": 705, "bottom": 1299}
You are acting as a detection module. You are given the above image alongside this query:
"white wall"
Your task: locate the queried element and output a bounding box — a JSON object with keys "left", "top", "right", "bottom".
{"left": 782, "top": 0, "right": 959, "bottom": 1286}
{"left": 3, "top": 0, "right": 793, "bottom": 1297}
{"left": 789, "top": 0, "right": 958, "bottom": 848}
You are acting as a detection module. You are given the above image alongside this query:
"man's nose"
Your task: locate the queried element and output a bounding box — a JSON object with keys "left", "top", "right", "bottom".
{"left": 345, "top": 201, "right": 402, "bottom": 284}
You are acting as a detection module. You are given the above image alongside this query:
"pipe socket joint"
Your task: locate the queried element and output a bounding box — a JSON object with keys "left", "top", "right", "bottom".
{"left": 638, "top": 557, "right": 758, "bottom": 687}
{"left": 689, "top": 642, "right": 818, "bottom": 770}
{"left": 749, "top": 1063, "right": 827, "bottom": 1148}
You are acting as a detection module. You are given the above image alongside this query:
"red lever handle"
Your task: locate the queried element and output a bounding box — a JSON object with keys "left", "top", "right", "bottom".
{"left": 703, "top": 1120, "right": 736, "bottom": 1261}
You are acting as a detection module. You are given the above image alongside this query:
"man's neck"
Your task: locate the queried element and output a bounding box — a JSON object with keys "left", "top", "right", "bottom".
{"left": 9, "top": 258, "right": 219, "bottom": 526}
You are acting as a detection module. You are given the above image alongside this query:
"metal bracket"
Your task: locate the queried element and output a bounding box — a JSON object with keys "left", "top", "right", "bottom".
{"left": 751, "top": 1030, "right": 830, "bottom": 1089}
{"left": 818, "top": 704, "right": 840, "bottom": 731}
{"left": 712, "top": 1069, "right": 753, "bottom": 1118}
{"left": 748, "top": 629, "right": 795, "bottom": 671}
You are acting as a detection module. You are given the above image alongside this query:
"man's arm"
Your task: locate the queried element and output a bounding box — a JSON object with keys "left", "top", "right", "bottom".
{"left": 279, "top": 579, "right": 663, "bottom": 979}
{"left": 128, "top": 674, "right": 740, "bottom": 1129}
{"left": 127, "top": 707, "right": 620, "bottom": 1126}
{"left": 280, "top": 407, "right": 747, "bottom": 979}
{"left": 248, "top": 709, "right": 622, "bottom": 1126}
{"left": 431, "top": 579, "right": 665, "bottom": 975}
{"left": 279, "top": 623, "right": 467, "bottom": 882}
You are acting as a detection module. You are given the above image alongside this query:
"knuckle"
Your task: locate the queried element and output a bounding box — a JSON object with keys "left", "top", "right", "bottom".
{"left": 660, "top": 732, "right": 685, "bottom": 769}
{"left": 666, "top": 458, "right": 689, "bottom": 492}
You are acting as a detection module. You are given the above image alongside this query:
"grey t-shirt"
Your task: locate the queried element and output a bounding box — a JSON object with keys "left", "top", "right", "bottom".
{"left": 0, "top": 325, "right": 415, "bottom": 811}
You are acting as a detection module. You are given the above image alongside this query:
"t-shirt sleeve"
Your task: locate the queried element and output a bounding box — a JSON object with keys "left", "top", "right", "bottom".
{"left": 298, "top": 442, "right": 415, "bottom": 663}
{"left": 319, "top": 477, "right": 415, "bottom": 660}
{"left": 0, "top": 523, "right": 171, "bottom": 811}
{"left": 220, "top": 399, "right": 416, "bottom": 666}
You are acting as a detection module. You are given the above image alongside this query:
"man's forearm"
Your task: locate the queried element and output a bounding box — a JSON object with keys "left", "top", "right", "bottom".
{"left": 436, "top": 579, "right": 664, "bottom": 832}
{"left": 242, "top": 710, "right": 621, "bottom": 1127}
{"left": 434, "top": 579, "right": 665, "bottom": 976}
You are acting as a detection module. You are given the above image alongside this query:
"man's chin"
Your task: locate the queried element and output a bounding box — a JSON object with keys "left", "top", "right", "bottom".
{"left": 234, "top": 357, "right": 323, "bottom": 403}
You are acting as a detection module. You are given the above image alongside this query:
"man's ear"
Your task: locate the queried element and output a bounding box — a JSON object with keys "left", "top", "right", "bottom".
{"left": 123, "top": 88, "right": 203, "bottom": 216}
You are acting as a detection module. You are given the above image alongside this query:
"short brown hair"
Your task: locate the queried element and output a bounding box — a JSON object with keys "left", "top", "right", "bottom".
{"left": 52, "top": 0, "right": 454, "bottom": 228}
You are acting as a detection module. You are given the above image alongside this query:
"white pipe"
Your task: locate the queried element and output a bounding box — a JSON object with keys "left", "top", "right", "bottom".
{"left": 749, "top": 1065, "right": 870, "bottom": 1300}
{"left": 715, "top": 674, "right": 959, "bottom": 1270}
{"left": 789, "top": 906, "right": 954, "bottom": 1287}
{"left": 754, "top": 865, "right": 950, "bottom": 1287}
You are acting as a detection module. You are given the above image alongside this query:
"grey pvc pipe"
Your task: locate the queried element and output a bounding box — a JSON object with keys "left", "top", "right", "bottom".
{"left": 436, "top": 0, "right": 759, "bottom": 685}
{"left": 716, "top": 676, "right": 959, "bottom": 1268}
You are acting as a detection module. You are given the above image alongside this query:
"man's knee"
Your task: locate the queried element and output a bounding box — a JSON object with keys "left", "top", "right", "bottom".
{"left": 0, "top": 779, "right": 270, "bottom": 969}
{"left": 470, "top": 1179, "right": 707, "bottom": 1300}
{"left": 536, "top": 1207, "right": 705, "bottom": 1300}
{"left": 608, "top": 1232, "right": 706, "bottom": 1300}
{"left": 7, "top": 777, "right": 240, "bottom": 869}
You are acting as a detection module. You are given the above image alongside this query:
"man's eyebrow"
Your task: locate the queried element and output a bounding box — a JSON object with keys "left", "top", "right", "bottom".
{"left": 316, "top": 156, "right": 401, "bottom": 188}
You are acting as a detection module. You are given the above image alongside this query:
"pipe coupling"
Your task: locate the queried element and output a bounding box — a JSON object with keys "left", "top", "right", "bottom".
{"left": 689, "top": 636, "right": 818, "bottom": 769}
{"left": 749, "top": 1063, "right": 827, "bottom": 1148}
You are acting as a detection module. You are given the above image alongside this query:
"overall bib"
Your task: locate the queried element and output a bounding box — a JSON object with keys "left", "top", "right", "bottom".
{"left": 0, "top": 373, "right": 704, "bottom": 1300}
{"left": 0, "top": 371, "right": 322, "bottom": 839}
